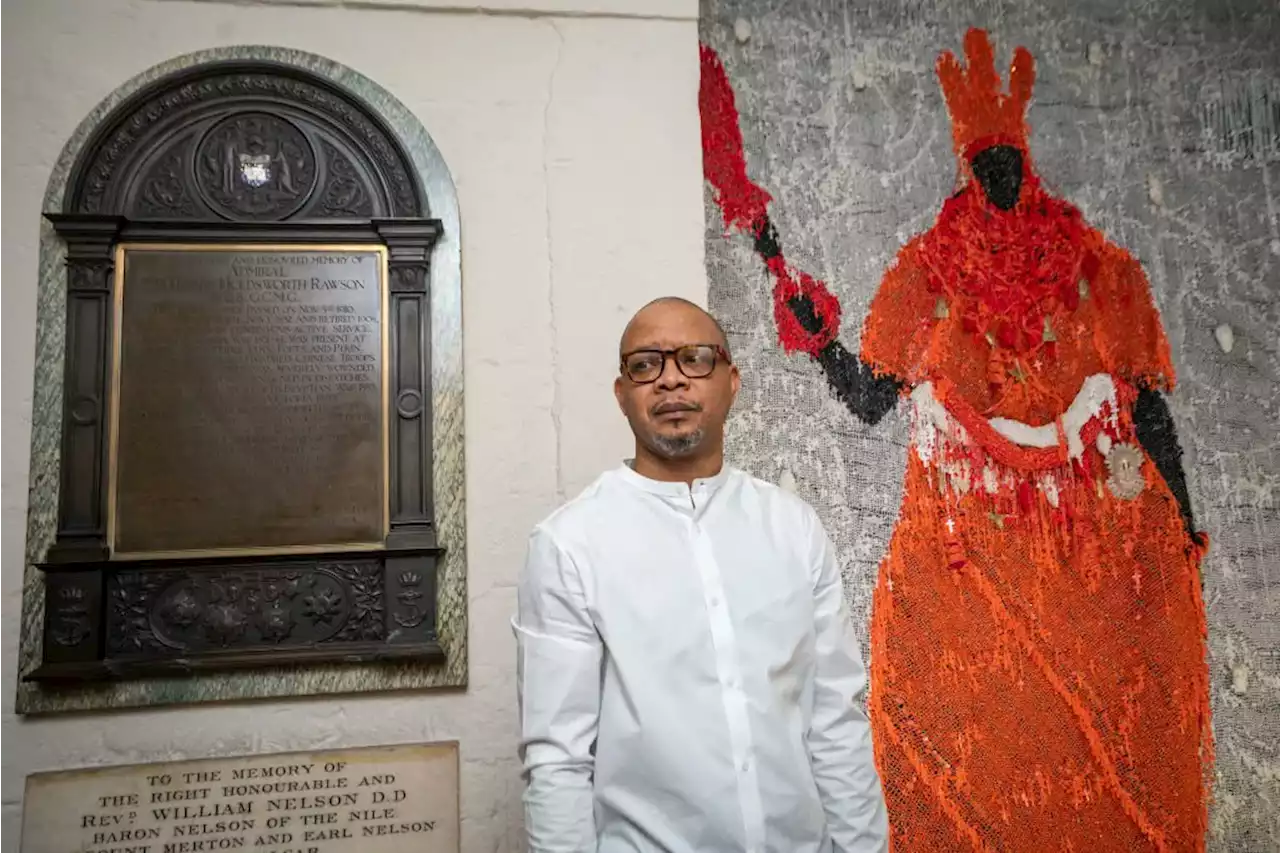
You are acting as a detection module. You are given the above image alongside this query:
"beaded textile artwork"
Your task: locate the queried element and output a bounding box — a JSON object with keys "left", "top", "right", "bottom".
{"left": 701, "top": 28, "right": 1215, "bottom": 852}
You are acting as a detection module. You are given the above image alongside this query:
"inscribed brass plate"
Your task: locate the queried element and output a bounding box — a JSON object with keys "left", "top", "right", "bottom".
{"left": 110, "top": 246, "right": 388, "bottom": 558}
{"left": 20, "top": 741, "right": 460, "bottom": 853}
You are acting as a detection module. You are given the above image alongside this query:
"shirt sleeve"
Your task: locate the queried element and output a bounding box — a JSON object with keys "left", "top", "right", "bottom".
{"left": 804, "top": 511, "right": 890, "bottom": 853}
{"left": 513, "top": 524, "right": 603, "bottom": 852}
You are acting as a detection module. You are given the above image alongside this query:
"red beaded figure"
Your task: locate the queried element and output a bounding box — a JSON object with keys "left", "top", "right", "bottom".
{"left": 701, "top": 28, "right": 1213, "bottom": 852}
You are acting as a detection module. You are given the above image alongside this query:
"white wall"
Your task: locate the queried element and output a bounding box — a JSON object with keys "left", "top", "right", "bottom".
{"left": 0, "top": 0, "right": 706, "bottom": 849}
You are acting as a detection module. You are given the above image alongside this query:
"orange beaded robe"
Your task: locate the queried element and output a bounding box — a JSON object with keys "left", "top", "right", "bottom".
{"left": 857, "top": 31, "right": 1214, "bottom": 853}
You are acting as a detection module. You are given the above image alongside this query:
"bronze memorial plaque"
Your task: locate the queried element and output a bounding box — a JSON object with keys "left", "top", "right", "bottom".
{"left": 20, "top": 742, "right": 460, "bottom": 853}
{"left": 24, "top": 63, "right": 449, "bottom": 692}
{"left": 111, "top": 246, "right": 388, "bottom": 557}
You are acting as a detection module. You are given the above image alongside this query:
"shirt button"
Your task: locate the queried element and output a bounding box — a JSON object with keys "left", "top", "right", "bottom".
{"left": 710, "top": 596, "right": 720, "bottom": 607}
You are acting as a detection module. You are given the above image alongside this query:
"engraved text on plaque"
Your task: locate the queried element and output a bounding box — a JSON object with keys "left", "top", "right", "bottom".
{"left": 20, "top": 742, "right": 459, "bottom": 853}
{"left": 111, "top": 247, "right": 387, "bottom": 556}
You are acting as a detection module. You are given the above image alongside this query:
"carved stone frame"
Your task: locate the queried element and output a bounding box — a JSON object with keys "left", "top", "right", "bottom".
{"left": 27, "top": 60, "right": 450, "bottom": 683}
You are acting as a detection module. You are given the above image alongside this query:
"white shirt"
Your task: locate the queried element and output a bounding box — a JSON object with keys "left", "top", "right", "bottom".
{"left": 513, "top": 462, "right": 889, "bottom": 853}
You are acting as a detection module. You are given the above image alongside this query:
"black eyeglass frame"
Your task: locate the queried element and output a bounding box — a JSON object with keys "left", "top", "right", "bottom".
{"left": 619, "top": 344, "right": 732, "bottom": 384}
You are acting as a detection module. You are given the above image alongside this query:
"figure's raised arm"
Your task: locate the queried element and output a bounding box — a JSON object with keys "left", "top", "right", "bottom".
{"left": 757, "top": 217, "right": 904, "bottom": 425}
{"left": 700, "top": 44, "right": 905, "bottom": 425}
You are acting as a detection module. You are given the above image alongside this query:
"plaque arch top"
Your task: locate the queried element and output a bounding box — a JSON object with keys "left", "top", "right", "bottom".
{"left": 62, "top": 57, "right": 427, "bottom": 221}
{"left": 19, "top": 47, "right": 467, "bottom": 706}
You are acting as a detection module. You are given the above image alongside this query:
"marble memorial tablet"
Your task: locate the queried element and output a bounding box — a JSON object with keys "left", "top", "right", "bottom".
{"left": 20, "top": 742, "right": 459, "bottom": 853}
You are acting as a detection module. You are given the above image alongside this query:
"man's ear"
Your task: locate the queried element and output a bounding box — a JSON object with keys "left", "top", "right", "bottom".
{"left": 614, "top": 375, "right": 626, "bottom": 413}
{"left": 729, "top": 364, "right": 741, "bottom": 403}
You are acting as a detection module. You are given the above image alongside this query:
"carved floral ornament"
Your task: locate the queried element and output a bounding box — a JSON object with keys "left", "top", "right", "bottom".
{"left": 112, "top": 563, "right": 389, "bottom": 655}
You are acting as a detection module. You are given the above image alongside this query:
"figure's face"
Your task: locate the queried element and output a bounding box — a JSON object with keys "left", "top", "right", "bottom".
{"left": 614, "top": 302, "right": 740, "bottom": 461}
{"left": 971, "top": 144, "right": 1024, "bottom": 210}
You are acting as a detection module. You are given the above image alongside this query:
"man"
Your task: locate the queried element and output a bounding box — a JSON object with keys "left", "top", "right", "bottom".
{"left": 513, "top": 297, "right": 889, "bottom": 852}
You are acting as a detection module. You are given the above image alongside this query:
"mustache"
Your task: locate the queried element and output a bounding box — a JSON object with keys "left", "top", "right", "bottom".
{"left": 651, "top": 400, "right": 702, "bottom": 416}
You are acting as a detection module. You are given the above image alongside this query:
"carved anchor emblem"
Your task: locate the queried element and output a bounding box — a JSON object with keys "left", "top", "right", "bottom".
{"left": 394, "top": 571, "right": 427, "bottom": 628}
{"left": 51, "top": 585, "right": 92, "bottom": 647}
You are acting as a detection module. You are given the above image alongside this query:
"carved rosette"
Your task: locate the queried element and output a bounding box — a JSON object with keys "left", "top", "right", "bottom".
{"left": 108, "top": 571, "right": 171, "bottom": 655}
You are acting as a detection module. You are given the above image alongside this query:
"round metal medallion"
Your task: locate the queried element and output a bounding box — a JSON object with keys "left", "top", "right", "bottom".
{"left": 1104, "top": 442, "right": 1145, "bottom": 500}
{"left": 195, "top": 112, "right": 318, "bottom": 220}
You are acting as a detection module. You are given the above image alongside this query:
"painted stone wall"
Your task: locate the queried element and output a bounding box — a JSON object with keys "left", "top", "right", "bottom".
{"left": 699, "top": 1, "right": 1278, "bottom": 850}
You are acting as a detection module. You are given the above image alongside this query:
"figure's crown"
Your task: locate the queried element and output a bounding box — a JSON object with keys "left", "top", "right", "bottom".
{"left": 937, "top": 28, "right": 1035, "bottom": 158}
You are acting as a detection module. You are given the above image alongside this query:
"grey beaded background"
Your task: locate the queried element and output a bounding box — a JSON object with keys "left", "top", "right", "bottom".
{"left": 699, "top": 1, "right": 1278, "bottom": 850}
{"left": 16, "top": 45, "right": 467, "bottom": 716}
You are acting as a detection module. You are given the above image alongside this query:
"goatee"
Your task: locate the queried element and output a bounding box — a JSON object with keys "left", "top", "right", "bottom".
{"left": 649, "top": 428, "right": 705, "bottom": 458}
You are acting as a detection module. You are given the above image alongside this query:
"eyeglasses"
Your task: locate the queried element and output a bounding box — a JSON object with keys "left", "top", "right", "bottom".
{"left": 620, "top": 344, "right": 730, "bottom": 384}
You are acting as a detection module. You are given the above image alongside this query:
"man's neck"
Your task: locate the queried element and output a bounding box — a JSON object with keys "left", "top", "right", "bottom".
{"left": 631, "top": 444, "right": 724, "bottom": 486}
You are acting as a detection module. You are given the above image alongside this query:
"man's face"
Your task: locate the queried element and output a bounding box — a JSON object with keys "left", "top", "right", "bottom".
{"left": 613, "top": 302, "right": 740, "bottom": 460}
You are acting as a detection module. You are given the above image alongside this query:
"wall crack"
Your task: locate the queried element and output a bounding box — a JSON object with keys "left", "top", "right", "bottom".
{"left": 543, "top": 18, "right": 566, "bottom": 503}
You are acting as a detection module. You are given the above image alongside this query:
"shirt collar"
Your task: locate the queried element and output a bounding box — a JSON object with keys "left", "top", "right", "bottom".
{"left": 616, "top": 459, "right": 734, "bottom": 498}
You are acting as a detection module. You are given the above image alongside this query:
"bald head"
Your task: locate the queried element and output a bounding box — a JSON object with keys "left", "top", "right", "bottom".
{"left": 613, "top": 296, "right": 740, "bottom": 473}
{"left": 619, "top": 297, "right": 730, "bottom": 360}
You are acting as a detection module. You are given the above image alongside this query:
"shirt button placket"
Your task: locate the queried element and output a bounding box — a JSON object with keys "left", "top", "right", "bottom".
{"left": 692, "top": 519, "right": 764, "bottom": 852}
